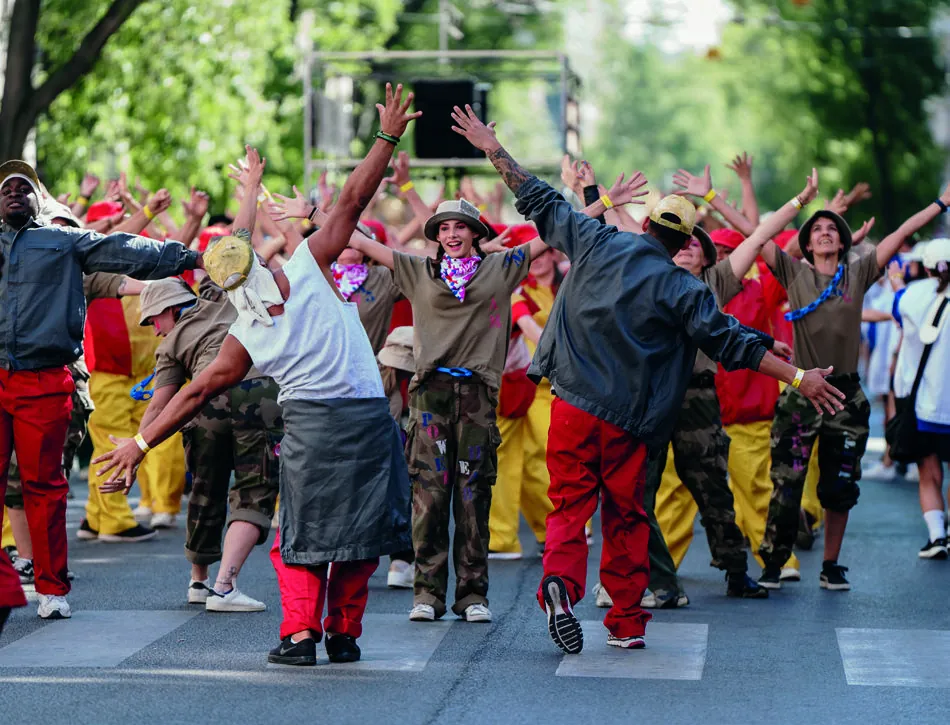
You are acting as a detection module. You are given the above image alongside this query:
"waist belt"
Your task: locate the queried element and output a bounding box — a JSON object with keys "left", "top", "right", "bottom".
{"left": 434, "top": 367, "right": 474, "bottom": 378}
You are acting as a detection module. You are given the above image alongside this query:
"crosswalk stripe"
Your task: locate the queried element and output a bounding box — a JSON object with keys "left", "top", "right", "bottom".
{"left": 837, "top": 627, "right": 950, "bottom": 688}
{"left": 556, "top": 622, "right": 708, "bottom": 680}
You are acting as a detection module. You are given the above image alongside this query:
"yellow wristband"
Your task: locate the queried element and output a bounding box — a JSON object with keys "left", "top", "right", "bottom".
{"left": 477, "top": 204, "right": 488, "bottom": 212}
{"left": 399, "top": 181, "right": 415, "bottom": 193}
{"left": 143, "top": 205, "right": 155, "bottom": 221}
{"left": 600, "top": 194, "right": 614, "bottom": 209}
{"left": 790, "top": 196, "right": 803, "bottom": 210}
{"left": 77, "top": 195, "right": 90, "bottom": 206}
{"left": 703, "top": 189, "right": 717, "bottom": 204}
{"left": 791, "top": 368, "right": 805, "bottom": 389}
{"left": 134, "top": 433, "right": 151, "bottom": 454}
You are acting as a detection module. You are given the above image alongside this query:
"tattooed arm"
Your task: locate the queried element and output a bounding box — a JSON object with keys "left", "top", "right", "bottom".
{"left": 450, "top": 105, "right": 533, "bottom": 194}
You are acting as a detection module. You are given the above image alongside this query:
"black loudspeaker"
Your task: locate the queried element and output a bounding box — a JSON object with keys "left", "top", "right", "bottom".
{"left": 412, "top": 80, "right": 488, "bottom": 159}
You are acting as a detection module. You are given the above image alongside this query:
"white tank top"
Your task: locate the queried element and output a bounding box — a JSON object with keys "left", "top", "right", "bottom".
{"left": 228, "top": 244, "right": 384, "bottom": 404}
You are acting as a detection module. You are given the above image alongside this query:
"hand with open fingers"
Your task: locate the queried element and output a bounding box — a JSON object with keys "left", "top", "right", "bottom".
{"left": 80, "top": 173, "right": 101, "bottom": 199}
{"left": 560, "top": 155, "right": 579, "bottom": 196}
{"left": 772, "top": 340, "right": 793, "bottom": 361}
{"left": 852, "top": 216, "right": 876, "bottom": 244}
{"left": 147, "top": 189, "right": 172, "bottom": 216}
{"left": 726, "top": 153, "right": 753, "bottom": 181}
{"left": 383, "top": 151, "right": 412, "bottom": 190}
{"left": 271, "top": 185, "right": 312, "bottom": 221}
{"left": 606, "top": 171, "right": 649, "bottom": 206}
{"left": 843, "top": 182, "right": 871, "bottom": 207}
{"left": 57, "top": 193, "right": 71, "bottom": 205}
{"left": 450, "top": 104, "right": 500, "bottom": 153}
{"left": 479, "top": 226, "right": 513, "bottom": 254}
{"left": 799, "top": 168, "right": 820, "bottom": 206}
{"left": 672, "top": 165, "right": 712, "bottom": 198}
{"left": 825, "top": 188, "right": 848, "bottom": 216}
{"left": 576, "top": 161, "right": 596, "bottom": 188}
{"left": 93, "top": 435, "right": 145, "bottom": 495}
{"left": 798, "top": 366, "right": 846, "bottom": 415}
{"left": 182, "top": 187, "right": 209, "bottom": 219}
{"left": 376, "top": 83, "right": 423, "bottom": 139}
{"left": 104, "top": 179, "right": 122, "bottom": 202}
{"left": 459, "top": 176, "right": 485, "bottom": 206}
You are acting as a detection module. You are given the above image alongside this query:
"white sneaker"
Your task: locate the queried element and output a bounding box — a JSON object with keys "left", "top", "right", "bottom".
{"left": 387, "top": 560, "right": 414, "bottom": 589}
{"left": 593, "top": 581, "right": 613, "bottom": 608}
{"left": 463, "top": 603, "right": 492, "bottom": 623}
{"left": 863, "top": 461, "right": 897, "bottom": 481}
{"left": 187, "top": 578, "right": 212, "bottom": 604}
{"left": 607, "top": 633, "right": 645, "bottom": 649}
{"left": 132, "top": 505, "right": 153, "bottom": 521}
{"left": 780, "top": 567, "right": 801, "bottom": 582}
{"left": 205, "top": 586, "right": 266, "bottom": 612}
{"left": 487, "top": 551, "right": 523, "bottom": 561}
{"left": 150, "top": 512, "right": 176, "bottom": 529}
{"left": 905, "top": 464, "right": 920, "bottom": 482}
{"left": 37, "top": 594, "right": 71, "bottom": 620}
{"left": 409, "top": 603, "right": 436, "bottom": 622}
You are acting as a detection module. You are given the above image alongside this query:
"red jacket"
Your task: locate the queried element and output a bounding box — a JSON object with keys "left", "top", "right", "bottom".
{"left": 715, "top": 267, "right": 786, "bottom": 425}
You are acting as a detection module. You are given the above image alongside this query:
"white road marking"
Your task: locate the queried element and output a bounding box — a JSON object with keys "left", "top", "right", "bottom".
{"left": 837, "top": 627, "right": 950, "bottom": 687}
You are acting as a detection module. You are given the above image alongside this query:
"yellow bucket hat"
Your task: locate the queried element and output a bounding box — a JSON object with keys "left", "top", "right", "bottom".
{"left": 204, "top": 229, "right": 253, "bottom": 291}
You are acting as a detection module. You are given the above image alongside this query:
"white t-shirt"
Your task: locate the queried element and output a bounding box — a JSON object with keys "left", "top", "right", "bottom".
{"left": 864, "top": 279, "right": 899, "bottom": 396}
{"left": 893, "top": 278, "right": 950, "bottom": 426}
{"left": 229, "top": 244, "right": 384, "bottom": 404}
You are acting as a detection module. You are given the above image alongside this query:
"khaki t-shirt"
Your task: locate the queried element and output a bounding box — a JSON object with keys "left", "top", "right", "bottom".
{"left": 693, "top": 258, "right": 743, "bottom": 374}
{"left": 392, "top": 245, "right": 532, "bottom": 393}
{"left": 153, "top": 298, "right": 257, "bottom": 388}
{"left": 351, "top": 265, "right": 400, "bottom": 355}
{"left": 771, "top": 248, "right": 881, "bottom": 373}
{"left": 83, "top": 272, "right": 124, "bottom": 301}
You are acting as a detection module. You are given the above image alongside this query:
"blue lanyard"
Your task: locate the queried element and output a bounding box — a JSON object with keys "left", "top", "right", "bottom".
{"left": 785, "top": 264, "right": 845, "bottom": 322}
{"left": 130, "top": 370, "right": 156, "bottom": 401}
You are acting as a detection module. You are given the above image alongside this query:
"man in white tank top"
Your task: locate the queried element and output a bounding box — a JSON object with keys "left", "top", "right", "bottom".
{"left": 93, "top": 85, "right": 423, "bottom": 667}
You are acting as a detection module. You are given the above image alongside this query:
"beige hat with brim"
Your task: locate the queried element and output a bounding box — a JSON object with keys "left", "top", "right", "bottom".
{"left": 139, "top": 279, "right": 198, "bottom": 326}
{"left": 0, "top": 160, "right": 41, "bottom": 197}
{"left": 204, "top": 232, "right": 254, "bottom": 291}
{"left": 377, "top": 326, "right": 415, "bottom": 372}
{"left": 424, "top": 199, "right": 490, "bottom": 243}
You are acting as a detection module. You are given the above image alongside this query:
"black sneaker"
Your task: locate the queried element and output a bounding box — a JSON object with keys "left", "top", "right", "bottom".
{"left": 99, "top": 524, "right": 157, "bottom": 543}
{"left": 758, "top": 566, "right": 782, "bottom": 590}
{"left": 819, "top": 562, "right": 851, "bottom": 591}
{"left": 2, "top": 545, "right": 16, "bottom": 561}
{"left": 76, "top": 519, "right": 99, "bottom": 541}
{"left": 919, "top": 537, "right": 949, "bottom": 560}
{"left": 12, "top": 557, "right": 33, "bottom": 585}
{"left": 542, "top": 575, "right": 583, "bottom": 654}
{"left": 726, "top": 572, "right": 769, "bottom": 599}
{"left": 325, "top": 634, "right": 361, "bottom": 663}
{"left": 796, "top": 509, "right": 815, "bottom": 550}
{"left": 268, "top": 635, "right": 317, "bottom": 666}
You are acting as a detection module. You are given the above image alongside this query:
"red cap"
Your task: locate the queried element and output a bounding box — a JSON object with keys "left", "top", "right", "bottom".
{"left": 86, "top": 201, "right": 124, "bottom": 223}
{"left": 361, "top": 219, "right": 388, "bottom": 244}
{"left": 774, "top": 230, "right": 798, "bottom": 249}
{"left": 198, "top": 225, "right": 230, "bottom": 253}
{"left": 709, "top": 228, "right": 744, "bottom": 251}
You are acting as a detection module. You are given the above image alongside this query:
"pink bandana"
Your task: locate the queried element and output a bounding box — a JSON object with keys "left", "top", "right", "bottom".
{"left": 331, "top": 263, "right": 369, "bottom": 301}
{"left": 440, "top": 256, "right": 481, "bottom": 302}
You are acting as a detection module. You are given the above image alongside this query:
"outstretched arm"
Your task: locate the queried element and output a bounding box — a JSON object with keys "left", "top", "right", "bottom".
{"left": 672, "top": 165, "right": 755, "bottom": 237}
{"left": 726, "top": 153, "right": 760, "bottom": 227}
{"left": 875, "top": 183, "right": 950, "bottom": 269}
{"left": 450, "top": 105, "right": 532, "bottom": 195}
{"left": 309, "top": 83, "right": 422, "bottom": 270}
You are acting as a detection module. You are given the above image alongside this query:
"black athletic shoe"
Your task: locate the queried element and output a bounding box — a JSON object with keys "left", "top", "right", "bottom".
{"left": 726, "top": 572, "right": 769, "bottom": 599}
{"left": 12, "top": 557, "right": 33, "bottom": 585}
{"left": 796, "top": 509, "right": 816, "bottom": 550}
{"left": 919, "top": 537, "right": 949, "bottom": 560}
{"left": 542, "top": 575, "right": 583, "bottom": 654}
{"left": 819, "top": 562, "right": 851, "bottom": 591}
{"left": 325, "top": 634, "right": 361, "bottom": 663}
{"left": 99, "top": 524, "right": 157, "bottom": 543}
{"left": 76, "top": 519, "right": 99, "bottom": 541}
{"left": 758, "top": 566, "right": 782, "bottom": 590}
{"left": 268, "top": 635, "right": 317, "bottom": 666}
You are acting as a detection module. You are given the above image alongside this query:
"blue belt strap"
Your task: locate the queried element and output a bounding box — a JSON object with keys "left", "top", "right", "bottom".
{"left": 435, "top": 366, "right": 473, "bottom": 378}
{"left": 130, "top": 370, "right": 157, "bottom": 401}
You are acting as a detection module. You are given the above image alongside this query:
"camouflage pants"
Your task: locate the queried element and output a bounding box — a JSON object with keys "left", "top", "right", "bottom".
{"left": 182, "top": 377, "right": 282, "bottom": 566}
{"left": 648, "top": 377, "right": 747, "bottom": 574}
{"left": 759, "top": 378, "right": 869, "bottom": 569}
{"left": 407, "top": 376, "right": 500, "bottom": 617}
{"left": 4, "top": 361, "right": 93, "bottom": 509}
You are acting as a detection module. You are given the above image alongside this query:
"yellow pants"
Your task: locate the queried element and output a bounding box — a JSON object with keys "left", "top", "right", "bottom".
{"left": 85, "top": 372, "right": 186, "bottom": 534}
{"left": 1, "top": 510, "right": 13, "bottom": 549}
{"left": 488, "top": 382, "right": 554, "bottom": 553}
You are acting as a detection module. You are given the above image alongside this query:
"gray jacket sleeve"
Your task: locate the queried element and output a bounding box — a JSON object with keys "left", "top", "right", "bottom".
{"left": 514, "top": 177, "right": 617, "bottom": 261}
{"left": 667, "top": 270, "right": 767, "bottom": 372}
{"left": 73, "top": 230, "right": 199, "bottom": 279}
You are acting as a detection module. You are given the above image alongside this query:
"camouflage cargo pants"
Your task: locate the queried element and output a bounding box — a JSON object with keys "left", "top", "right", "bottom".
{"left": 182, "top": 377, "right": 282, "bottom": 566}
{"left": 649, "top": 376, "right": 747, "bottom": 574}
{"left": 759, "top": 377, "right": 869, "bottom": 569}
{"left": 407, "top": 376, "right": 500, "bottom": 617}
{"left": 5, "top": 361, "right": 93, "bottom": 508}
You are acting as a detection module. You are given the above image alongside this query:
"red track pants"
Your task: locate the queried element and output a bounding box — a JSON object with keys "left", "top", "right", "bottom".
{"left": 537, "top": 398, "right": 652, "bottom": 638}
{"left": 0, "top": 367, "right": 73, "bottom": 596}
{"left": 269, "top": 531, "right": 378, "bottom": 640}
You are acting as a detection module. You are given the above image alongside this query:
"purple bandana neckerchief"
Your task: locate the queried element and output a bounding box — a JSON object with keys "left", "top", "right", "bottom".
{"left": 331, "top": 263, "right": 369, "bottom": 301}
{"left": 440, "top": 256, "right": 481, "bottom": 302}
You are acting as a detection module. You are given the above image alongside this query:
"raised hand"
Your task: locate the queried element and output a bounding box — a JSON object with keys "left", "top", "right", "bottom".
{"left": 843, "top": 182, "right": 871, "bottom": 208}
{"left": 104, "top": 179, "right": 122, "bottom": 202}
{"left": 450, "top": 104, "right": 500, "bottom": 153}
{"left": 181, "top": 187, "right": 209, "bottom": 219}
{"left": 376, "top": 83, "right": 423, "bottom": 139}
{"left": 80, "top": 173, "right": 101, "bottom": 199}
{"left": 382, "top": 151, "right": 412, "bottom": 190}
{"left": 726, "top": 152, "right": 753, "bottom": 182}
{"left": 459, "top": 176, "right": 485, "bottom": 206}
{"left": 797, "top": 365, "right": 846, "bottom": 415}
{"left": 672, "top": 165, "right": 712, "bottom": 198}
{"left": 798, "top": 167, "right": 820, "bottom": 207}
{"left": 852, "top": 216, "right": 876, "bottom": 244}
{"left": 576, "top": 160, "right": 596, "bottom": 188}
{"left": 560, "top": 154, "right": 580, "bottom": 196}
{"left": 605, "top": 171, "right": 649, "bottom": 206}
{"left": 57, "top": 192, "right": 71, "bottom": 205}
{"left": 147, "top": 189, "right": 172, "bottom": 215}
{"left": 825, "top": 188, "right": 848, "bottom": 215}
{"left": 270, "top": 185, "right": 313, "bottom": 221}
{"left": 93, "top": 435, "right": 145, "bottom": 496}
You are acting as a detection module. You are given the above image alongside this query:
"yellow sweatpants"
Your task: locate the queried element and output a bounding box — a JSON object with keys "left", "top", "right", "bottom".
{"left": 85, "top": 372, "right": 186, "bottom": 535}
{"left": 1, "top": 511, "right": 13, "bottom": 549}
{"left": 488, "top": 382, "right": 554, "bottom": 553}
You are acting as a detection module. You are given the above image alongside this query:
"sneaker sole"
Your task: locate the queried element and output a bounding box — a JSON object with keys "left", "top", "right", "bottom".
{"left": 386, "top": 574, "right": 414, "bottom": 589}
{"left": 38, "top": 610, "right": 71, "bottom": 620}
{"left": 206, "top": 603, "right": 267, "bottom": 612}
{"left": 267, "top": 654, "right": 316, "bottom": 666}
{"left": 187, "top": 594, "right": 210, "bottom": 604}
{"left": 727, "top": 587, "right": 769, "bottom": 599}
{"left": 543, "top": 576, "right": 583, "bottom": 655}
{"left": 99, "top": 531, "right": 158, "bottom": 543}
{"left": 819, "top": 580, "right": 851, "bottom": 591}
{"left": 758, "top": 580, "right": 782, "bottom": 590}
{"left": 919, "top": 548, "right": 948, "bottom": 560}
{"left": 326, "top": 652, "right": 361, "bottom": 663}
{"left": 409, "top": 609, "right": 437, "bottom": 622}
{"left": 75, "top": 530, "right": 98, "bottom": 541}
{"left": 487, "top": 552, "right": 523, "bottom": 561}
{"left": 464, "top": 614, "right": 492, "bottom": 623}
{"left": 607, "top": 638, "right": 645, "bottom": 649}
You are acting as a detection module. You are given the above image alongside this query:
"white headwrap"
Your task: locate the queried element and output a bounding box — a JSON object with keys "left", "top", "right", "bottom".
{"left": 226, "top": 257, "right": 284, "bottom": 327}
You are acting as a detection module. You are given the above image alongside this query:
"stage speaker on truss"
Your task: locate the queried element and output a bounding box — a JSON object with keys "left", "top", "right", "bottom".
{"left": 412, "top": 80, "right": 488, "bottom": 160}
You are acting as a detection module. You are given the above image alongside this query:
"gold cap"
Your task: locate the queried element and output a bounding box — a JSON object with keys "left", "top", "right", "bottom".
{"left": 204, "top": 232, "right": 253, "bottom": 291}
{"left": 649, "top": 195, "right": 697, "bottom": 236}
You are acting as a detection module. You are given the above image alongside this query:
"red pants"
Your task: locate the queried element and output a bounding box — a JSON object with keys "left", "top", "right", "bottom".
{"left": 269, "top": 531, "right": 378, "bottom": 640}
{"left": 538, "top": 398, "right": 652, "bottom": 638}
{"left": 0, "top": 367, "right": 73, "bottom": 596}
{"left": 0, "top": 547, "right": 26, "bottom": 609}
